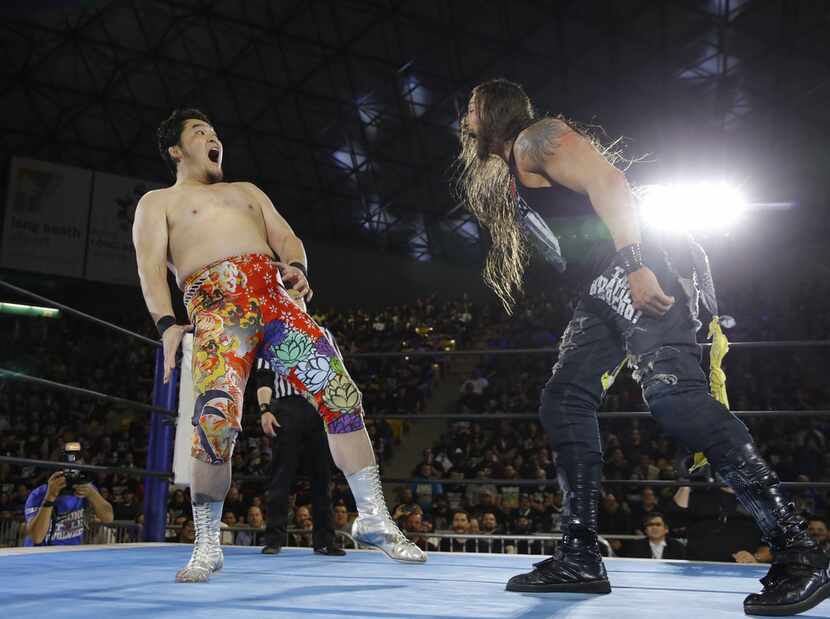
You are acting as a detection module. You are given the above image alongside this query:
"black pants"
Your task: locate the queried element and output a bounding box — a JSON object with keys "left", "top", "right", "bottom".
{"left": 540, "top": 241, "right": 753, "bottom": 478}
{"left": 265, "top": 395, "right": 335, "bottom": 548}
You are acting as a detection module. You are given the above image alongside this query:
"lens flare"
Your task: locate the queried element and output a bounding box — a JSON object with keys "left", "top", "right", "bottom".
{"left": 638, "top": 182, "right": 748, "bottom": 232}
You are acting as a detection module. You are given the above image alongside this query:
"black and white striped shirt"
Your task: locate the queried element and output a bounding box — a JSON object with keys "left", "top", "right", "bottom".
{"left": 255, "top": 327, "right": 340, "bottom": 399}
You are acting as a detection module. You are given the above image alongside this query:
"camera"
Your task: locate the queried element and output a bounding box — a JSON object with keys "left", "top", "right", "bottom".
{"left": 61, "top": 441, "right": 90, "bottom": 493}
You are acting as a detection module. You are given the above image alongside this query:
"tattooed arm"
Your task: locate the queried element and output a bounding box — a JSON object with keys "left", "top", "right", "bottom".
{"left": 513, "top": 118, "right": 639, "bottom": 251}
{"left": 514, "top": 119, "right": 675, "bottom": 316}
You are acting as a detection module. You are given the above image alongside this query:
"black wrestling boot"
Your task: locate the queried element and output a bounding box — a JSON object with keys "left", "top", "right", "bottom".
{"left": 506, "top": 460, "right": 611, "bottom": 594}
{"left": 716, "top": 443, "right": 830, "bottom": 616}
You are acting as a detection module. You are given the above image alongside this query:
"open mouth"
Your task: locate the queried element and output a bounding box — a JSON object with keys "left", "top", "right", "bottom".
{"left": 208, "top": 147, "right": 220, "bottom": 163}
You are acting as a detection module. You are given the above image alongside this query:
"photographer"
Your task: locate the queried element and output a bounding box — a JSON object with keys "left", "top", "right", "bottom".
{"left": 24, "top": 444, "right": 114, "bottom": 546}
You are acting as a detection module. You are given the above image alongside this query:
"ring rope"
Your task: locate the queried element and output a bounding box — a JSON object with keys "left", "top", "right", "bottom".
{"left": 0, "top": 455, "right": 173, "bottom": 479}
{"left": 0, "top": 280, "right": 160, "bottom": 348}
{"left": 0, "top": 369, "right": 177, "bottom": 417}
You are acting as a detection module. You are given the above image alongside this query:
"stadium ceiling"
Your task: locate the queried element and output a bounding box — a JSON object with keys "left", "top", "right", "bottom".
{"left": 1, "top": 0, "right": 829, "bottom": 262}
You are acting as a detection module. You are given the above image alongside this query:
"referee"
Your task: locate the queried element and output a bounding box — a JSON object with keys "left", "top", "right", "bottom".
{"left": 254, "top": 325, "right": 345, "bottom": 557}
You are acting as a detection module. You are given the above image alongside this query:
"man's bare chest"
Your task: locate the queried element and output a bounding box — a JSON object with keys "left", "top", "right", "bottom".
{"left": 167, "top": 189, "right": 261, "bottom": 230}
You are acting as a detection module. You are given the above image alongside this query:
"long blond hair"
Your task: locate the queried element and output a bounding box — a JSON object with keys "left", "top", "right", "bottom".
{"left": 453, "top": 79, "right": 535, "bottom": 315}
{"left": 453, "top": 80, "right": 633, "bottom": 315}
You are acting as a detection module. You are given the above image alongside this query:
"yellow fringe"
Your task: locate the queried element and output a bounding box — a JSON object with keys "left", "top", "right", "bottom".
{"left": 689, "top": 316, "right": 730, "bottom": 472}
{"left": 601, "top": 357, "right": 629, "bottom": 392}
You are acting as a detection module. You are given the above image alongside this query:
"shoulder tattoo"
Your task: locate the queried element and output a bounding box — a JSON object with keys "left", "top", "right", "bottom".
{"left": 515, "top": 118, "right": 571, "bottom": 165}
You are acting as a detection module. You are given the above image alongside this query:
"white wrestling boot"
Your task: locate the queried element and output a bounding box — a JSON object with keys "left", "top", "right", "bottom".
{"left": 347, "top": 465, "right": 427, "bottom": 563}
{"left": 175, "top": 501, "right": 224, "bottom": 582}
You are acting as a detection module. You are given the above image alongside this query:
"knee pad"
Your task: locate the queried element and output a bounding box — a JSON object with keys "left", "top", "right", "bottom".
{"left": 192, "top": 389, "right": 238, "bottom": 464}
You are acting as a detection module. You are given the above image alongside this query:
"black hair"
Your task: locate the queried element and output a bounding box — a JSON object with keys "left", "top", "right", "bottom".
{"left": 157, "top": 108, "right": 212, "bottom": 176}
{"left": 643, "top": 512, "right": 667, "bottom": 528}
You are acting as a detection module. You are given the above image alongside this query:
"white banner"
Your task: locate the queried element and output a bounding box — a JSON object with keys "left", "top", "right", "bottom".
{"left": 86, "top": 172, "right": 162, "bottom": 285}
{"left": 173, "top": 333, "right": 195, "bottom": 487}
{"left": 1, "top": 157, "right": 92, "bottom": 277}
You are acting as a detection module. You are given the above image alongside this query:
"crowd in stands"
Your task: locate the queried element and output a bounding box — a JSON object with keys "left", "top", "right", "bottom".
{"left": 1, "top": 259, "right": 829, "bottom": 560}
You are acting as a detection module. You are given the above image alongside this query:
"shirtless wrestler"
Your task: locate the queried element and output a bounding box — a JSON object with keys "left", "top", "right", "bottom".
{"left": 132, "top": 108, "right": 425, "bottom": 582}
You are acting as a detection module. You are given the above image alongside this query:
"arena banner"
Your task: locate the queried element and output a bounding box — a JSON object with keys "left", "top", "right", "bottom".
{"left": 173, "top": 333, "right": 195, "bottom": 487}
{"left": 1, "top": 157, "right": 92, "bottom": 277}
{"left": 85, "top": 172, "right": 162, "bottom": 285}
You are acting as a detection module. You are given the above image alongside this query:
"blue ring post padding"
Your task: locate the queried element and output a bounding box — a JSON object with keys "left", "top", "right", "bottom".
{"left": 142, "top": 348, "right": 177, "bottom": 541}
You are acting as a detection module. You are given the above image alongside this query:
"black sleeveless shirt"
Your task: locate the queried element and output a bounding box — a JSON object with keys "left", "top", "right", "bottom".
{"left": 507, "top": 146, "right": 616, "bottom": 281}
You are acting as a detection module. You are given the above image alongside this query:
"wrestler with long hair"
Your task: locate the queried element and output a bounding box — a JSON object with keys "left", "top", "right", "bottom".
{"left": 455, "top": 78, "right": 828, "bottom": 616}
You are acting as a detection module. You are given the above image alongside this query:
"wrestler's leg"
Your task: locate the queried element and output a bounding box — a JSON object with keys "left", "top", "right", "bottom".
{"left": 626, "top": 262, "right": 829, "bottom": 615}
{"left": 177, "top": 306, "right": 257, "bottom": 583}
{"left": 260, "top": 307, "right": 424, "bottom": 563}
{"left": 507, "top": 302, "right": 622, "bottom": 594}
{"left": 327, "top": 427, "right": 374, "bottom": 475}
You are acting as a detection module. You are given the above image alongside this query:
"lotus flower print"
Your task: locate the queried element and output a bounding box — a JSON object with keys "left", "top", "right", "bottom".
{"left": 274, "top": 331, "right": 314, "bottom": 368}
{"left": 322, "top": 374, "right": 361, "bottom": 412}
{"left": 295, "top": 356, "right": 333, "bottom": 393}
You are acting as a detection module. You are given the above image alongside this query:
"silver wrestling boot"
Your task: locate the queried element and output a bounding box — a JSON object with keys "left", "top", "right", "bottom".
{"left": 347, "top": 465, "right": 426, "bottom": 563}
{"left": 175, "top": 501, "right": 224, "bottom": 583}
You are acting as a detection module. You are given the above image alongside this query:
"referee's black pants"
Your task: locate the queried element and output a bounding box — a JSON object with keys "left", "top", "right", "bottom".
{"left": 264, "top": 395, "right": 335, "bottom": 549}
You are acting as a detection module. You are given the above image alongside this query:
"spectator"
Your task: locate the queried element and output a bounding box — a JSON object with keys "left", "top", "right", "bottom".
{"left": 807, "top": 516, "right": 830, "bottom": 555}
{"left": 113, "top": 490, "right": 140, "bottom": 522}
{"left": 629, "top": 487, "right": 662, "bottom": 532}
{"left": 333, "top": 504, "right": 353, "bottom": 534}
{"left": 506, "top": 515, "right": 544, "bottom": 555}
{"left": 236, "top": 506, "right": 265, "bottom": 546}
{"left": 511, "top": 494, "right": 534, "bottom": 525}
{"left": 471, "top": 488, "right": 507, "bottom": 525}
{"left": 439, "top": 510, "right": 477, "bottom": 552}
{"left": 477, "top": 511, "right": 504, "bottom": 553}
{"left": 624, "top": 513, "right": 686, "bottom": 559}
{"left": 224, "top": 485, "right": 245, "bottom": 518}
{"left": 404, "top": 511, "right": 437, "bottom": 552}
{"left": 430, "top": 494, "right": 451, "bottom": 531}
{"left": 168, "top": 489, "right": 189, "bottom": 520}
{"left": 543, "top": 490, "right": 565, "bottom": 533}
{"left": 221, "top": 511, "right": 237, "bottom": 545}
{"left": 291, "top": 506, "right": 314, "bottom": 548}
{"left": 178, "top": 519, "right": 195, "bottom": 544}
{"left": 598, "top": 493, "right": 631, "bottom": 555}
{"left": 392, "top": 488, "right": 422, "bottom": 521}
{"left": 411, "top": 464, "right": 443, "bottom": 513}
{"left": 25, "top": 469, "right": 113, "bottom": 547}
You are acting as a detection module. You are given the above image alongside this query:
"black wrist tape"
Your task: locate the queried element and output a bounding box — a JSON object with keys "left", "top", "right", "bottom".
{"left": 156, "top": 315, "right": 177, "bottom": 337}
{"left": 617, "top": 243, "right": 644, "bottom": 274}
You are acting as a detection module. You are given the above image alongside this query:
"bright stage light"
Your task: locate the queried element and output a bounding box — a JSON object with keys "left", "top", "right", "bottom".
{"left": 638, "top": 182, "right": 748, "bottom": 232}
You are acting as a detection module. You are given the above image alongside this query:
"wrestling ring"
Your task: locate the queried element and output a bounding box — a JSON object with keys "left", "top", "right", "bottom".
{"left": 2, "top": 278, "right": 830, "bottom": 619}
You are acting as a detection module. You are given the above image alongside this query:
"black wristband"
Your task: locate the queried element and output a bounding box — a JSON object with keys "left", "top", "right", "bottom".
{"left": 42, "top": 499, "right": 55, "bottom": 508}
{"left": 155, "top": 315, "right": 177, "bottom": 337}
{"left": 617, "top": 243, "right": 644, "bottom": 274}
{"left": 289, "top": 261, "right": 308, "bottom": 279}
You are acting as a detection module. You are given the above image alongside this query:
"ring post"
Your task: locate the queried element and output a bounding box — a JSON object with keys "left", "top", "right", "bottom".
{"left": 143, "top": 348, "right": 177, "bottom": 541}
